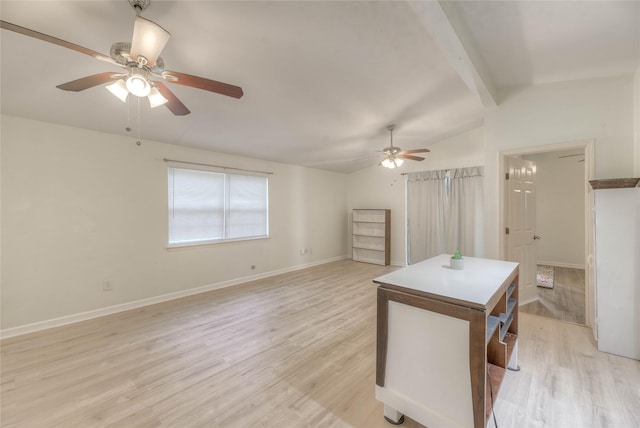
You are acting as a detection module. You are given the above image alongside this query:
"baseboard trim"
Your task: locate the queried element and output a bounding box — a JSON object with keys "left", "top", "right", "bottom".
{"left": 518, "top": 295, "right": 539, "bottom": 306}
{"left": 537, "top": 260, "right": 585, "bottom": 270}
{"left": 0, "top": 255, "right": 348, "bottom": 340}
{"left": 517, "top": 283, "right": 540, "bottom": 307}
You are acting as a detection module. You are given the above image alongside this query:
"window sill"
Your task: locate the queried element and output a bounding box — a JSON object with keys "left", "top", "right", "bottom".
{"left": 167, "top": 235, "right": 270, "bottom": 251}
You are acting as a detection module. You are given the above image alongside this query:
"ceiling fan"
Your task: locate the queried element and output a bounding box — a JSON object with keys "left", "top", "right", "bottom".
{"left": 379, "top": 124, "right": 430, "bottom": 169}
{"left": 0, "top": 0, "right": 243, "bottom": 116}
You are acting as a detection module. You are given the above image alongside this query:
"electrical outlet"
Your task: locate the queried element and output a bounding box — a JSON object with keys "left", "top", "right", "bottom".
{"left": 102, "top": 280, "right": 113, "bottom": 291}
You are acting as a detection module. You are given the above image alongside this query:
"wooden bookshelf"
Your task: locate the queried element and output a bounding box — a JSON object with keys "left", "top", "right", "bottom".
{"left": 352, "top": 209, "right": 390, "bottom": 265}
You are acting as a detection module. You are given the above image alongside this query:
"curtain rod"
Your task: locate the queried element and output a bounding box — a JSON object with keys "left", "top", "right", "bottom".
{"left": 163, "top": 159, "right": 274, "bottom": 175}
{"left": 399, "top": 172, "right": 447, "bottom": 175}
{"left": 401, "top": 166, "right": 483, "bottom": 176}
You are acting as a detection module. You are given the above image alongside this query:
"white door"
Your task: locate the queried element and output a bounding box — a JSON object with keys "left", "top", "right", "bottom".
{"left": 505, "top": 157, "right": 537, "bottom": 302}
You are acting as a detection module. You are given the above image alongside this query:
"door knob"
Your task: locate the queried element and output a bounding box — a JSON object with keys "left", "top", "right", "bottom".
{"left": 533, "top": 235, "right": 541, "bottom": 240}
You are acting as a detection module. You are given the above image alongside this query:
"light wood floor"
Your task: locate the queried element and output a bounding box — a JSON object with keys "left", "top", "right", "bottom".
{"left": 520, "top": 266, "right": 586, "bottom": 324}
{"left": 2, "top": 259, "right": 639, "bottom": 428}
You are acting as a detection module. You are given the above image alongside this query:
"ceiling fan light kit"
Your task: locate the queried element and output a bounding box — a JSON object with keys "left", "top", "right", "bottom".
{"left": 147, "top": 86, "right": 169, "bottom": 108}
{"left": 105, "top": 16, "right": 171, "bottom": 106}
{"left": 106, "top": 79, "right": 130, "bottom": 102}
{"left": 381, "top": 157, "right": 404, "bottom": 169}
{"left": 125, "top": 67, "right": 152, "bottom": 97}
{"left": 0, "top": 0, "right": 244, "bottom": 116}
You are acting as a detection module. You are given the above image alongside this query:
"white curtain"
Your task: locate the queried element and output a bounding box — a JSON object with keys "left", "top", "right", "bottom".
{"left": 407, "top": 170, "right": 448, "bottom": 264}
{"left": 407, "top": 166, "right": 484, "bottom": 264}
{"left": 448, "top": 167, "right": 484, "bottom": 258}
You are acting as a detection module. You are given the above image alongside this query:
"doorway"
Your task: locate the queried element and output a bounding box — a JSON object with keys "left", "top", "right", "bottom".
{"left": 501, "top": 141, "right": 594, "bottom": 329}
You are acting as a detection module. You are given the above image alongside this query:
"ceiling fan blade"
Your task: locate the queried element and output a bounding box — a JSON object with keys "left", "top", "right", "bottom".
{"left": 0, "top": 20, "right": 116, "bottom": 65}
{"left": 398, "top": 154, "right": 425, "bottom": 161}
{"left": 56, "top": 72, "right": 122, "bottom": 91}
{"left": 162, "top": 70, "right": 244, "bottom": 99}
{"left": 558, "top": 154, "right": 583, "bottom": 158}
{"left": 401, "top": 148, "right": 431, "bottom": 154}
{"left": 130, "top": 16, "right": 170, "bottom": 68}
{"left": 154, "top": 82, "right": 191, "bottom": 116}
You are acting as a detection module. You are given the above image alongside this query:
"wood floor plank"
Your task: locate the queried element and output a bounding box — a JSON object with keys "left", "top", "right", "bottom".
{"left": 2, "top": 259, "right": 639, "bottom": 428}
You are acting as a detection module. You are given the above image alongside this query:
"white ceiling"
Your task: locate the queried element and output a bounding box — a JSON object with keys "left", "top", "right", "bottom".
{"left": 1, "top": 1, "right": 638, "bottom": 173}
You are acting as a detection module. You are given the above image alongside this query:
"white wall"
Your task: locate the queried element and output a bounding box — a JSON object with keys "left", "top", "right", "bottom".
{"left": 522, "top": 151, "right": 585, "bottom": 268}
{"left": 347, "top": 127, "right": 484, "bottom": 266}
{"left": 3, "top": 74, "right": 636, "bottom": 334}
{"left": 1, "top": 115, "right": 348, "bottom": 331}
{"left": 483, "top": 75, "right": 635, "bottom": 260}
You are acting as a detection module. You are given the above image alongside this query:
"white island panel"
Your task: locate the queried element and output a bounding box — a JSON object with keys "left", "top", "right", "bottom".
{"left": 376, "top": 301, "right": 473, "bottom": 427}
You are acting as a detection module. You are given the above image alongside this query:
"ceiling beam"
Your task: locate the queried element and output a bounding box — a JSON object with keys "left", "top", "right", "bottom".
{"left": 408, "top": 0, "right": 498, "bottom": 109}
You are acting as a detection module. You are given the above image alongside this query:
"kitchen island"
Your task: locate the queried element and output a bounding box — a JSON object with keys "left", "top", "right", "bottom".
{"left": 374, "top": 254, "right": 519, "bottom": 427}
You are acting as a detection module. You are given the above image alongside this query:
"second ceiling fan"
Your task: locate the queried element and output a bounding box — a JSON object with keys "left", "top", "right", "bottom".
{"left": 0, "top": 0, "right": 243, "bottom": 116}
{"left": 379, "top": 125, "right": 430, "bottom": 168}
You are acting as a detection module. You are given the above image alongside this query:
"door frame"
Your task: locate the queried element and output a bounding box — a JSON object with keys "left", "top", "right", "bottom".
{"left": 499, "top": 139, "right": 595, "bottom": 332}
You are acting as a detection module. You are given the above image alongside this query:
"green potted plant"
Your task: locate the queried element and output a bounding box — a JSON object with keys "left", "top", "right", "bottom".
{"left": 450, "top": 251, "right": 464, "bottom": 270}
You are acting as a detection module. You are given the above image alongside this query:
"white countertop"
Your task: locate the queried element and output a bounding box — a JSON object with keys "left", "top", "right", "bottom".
{"left": 373, "top": 254, "right": 518, "bottom": 308}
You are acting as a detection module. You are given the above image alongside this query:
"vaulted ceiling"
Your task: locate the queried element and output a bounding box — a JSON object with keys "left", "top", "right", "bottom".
{"left": 1, "top": 1, "right": 638, "bottom": 173}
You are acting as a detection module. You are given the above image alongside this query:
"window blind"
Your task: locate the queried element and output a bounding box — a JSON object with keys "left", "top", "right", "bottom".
{"left": 168, "top": 167, "right": 269, "bottom": 246}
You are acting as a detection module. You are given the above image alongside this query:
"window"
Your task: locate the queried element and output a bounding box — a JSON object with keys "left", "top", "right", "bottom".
{"left": 168, "top": 166, "right": 269, "bottom": 246}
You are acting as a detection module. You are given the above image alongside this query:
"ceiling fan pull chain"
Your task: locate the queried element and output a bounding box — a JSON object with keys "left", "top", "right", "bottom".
{"left": 137, "top": 96, "right": 142, "bottom": 143}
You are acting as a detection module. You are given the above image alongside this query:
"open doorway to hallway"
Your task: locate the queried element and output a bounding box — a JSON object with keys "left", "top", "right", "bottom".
{"left": 518, "top": 148, "right": 586, "bottom": 324}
